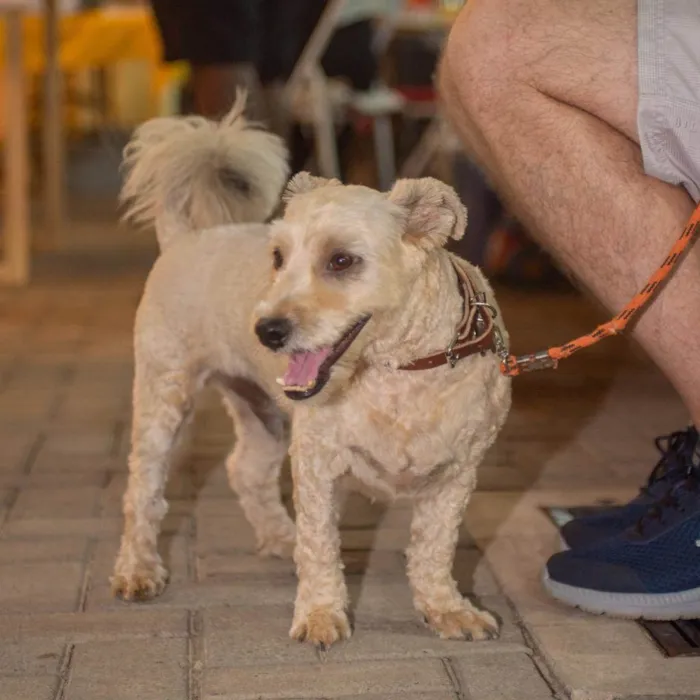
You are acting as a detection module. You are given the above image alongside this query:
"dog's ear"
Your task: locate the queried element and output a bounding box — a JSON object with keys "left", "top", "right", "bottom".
{"left": 388, "top": 178, "right": 467, "bottom": 251}
{"left": 282, "top": 172, "right": 342, "bottom": 203}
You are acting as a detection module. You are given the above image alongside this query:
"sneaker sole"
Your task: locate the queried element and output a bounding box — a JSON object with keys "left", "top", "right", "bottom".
{"left": 542, "top": 569, "right": 700, "bottom": 620}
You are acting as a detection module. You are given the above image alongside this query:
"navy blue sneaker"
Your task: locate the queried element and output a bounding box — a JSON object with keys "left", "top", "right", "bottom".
{"left": 560, "top": 426, "right": 699, "bottom": 549}
{"left": 544, "top": 462, "right": 700, "bottom": 619}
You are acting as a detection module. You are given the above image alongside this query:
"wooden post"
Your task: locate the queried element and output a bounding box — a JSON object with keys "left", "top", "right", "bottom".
{"left": 1, "top": 8, "right": 30, "bottom": 284}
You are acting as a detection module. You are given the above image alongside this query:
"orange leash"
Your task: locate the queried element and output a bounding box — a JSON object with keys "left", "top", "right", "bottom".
{"left": 500, "top": 201, "right": 700, "bottom": 377}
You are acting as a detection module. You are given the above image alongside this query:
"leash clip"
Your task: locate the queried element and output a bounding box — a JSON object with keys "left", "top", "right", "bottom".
{"left": 514, "top": 351, "right": 558, "bottom": 372}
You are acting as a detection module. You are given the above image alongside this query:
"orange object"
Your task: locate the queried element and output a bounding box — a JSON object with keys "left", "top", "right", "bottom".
{"left": 501, "top": 200, "right": 700, "bottom": 377}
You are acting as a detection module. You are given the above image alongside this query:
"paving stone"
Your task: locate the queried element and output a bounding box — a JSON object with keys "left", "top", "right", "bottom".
{"left": 339, "top": 521, "right": 475, "bottom": 551}
{"left": 0, "top": 677, "right": 57, "bottom": 700}
{"left": 196, "top": 514, "right": 259, "bottom": 553}
{"left": 544, "top": 652, "right": 700, "bottom": 699}
{"left": 67, "top": 639, "right": 188, "bottom": 700}
{"left": 0, "top": 639, "right": 65, "bottom": 675}
{"left": 9, "top": 487, "right": 101, "bottom": 520}
{"left": 0, "top": 435, "right": 39, "bottom": 472}
{"left": 532, "top": 619, "right": 661, "bottom": 659}
{"left": 291, "top": 695, "right": 455, "bottom": 700}
{"left": 204, "top": 599, "right": 526, "bottom": 669}
{"left": 197, "top": 550, "right": 296, "bottom": 581}
{"left": 464, "top": 492, "right": 559, "bottom": 541}
{"left": 451, "top": 653, "right": 555, "bottom": 699}
{"left": 204, "top": 658, "right": 453, "bottom": 699}
{"left": 41, "top": 431, "right": 114, "bottom": 457}
{"left": 86, "top": 576, "right": 297, "bottom": 612}
{"left": 30, "top": 452, "right": 123, "bottom": 473}
{"left": 3, "top": 513, "right": 187, "bottom": 539}
{"left": 0, "top": 562, "right": 83, "bottom": 613}
{"left": 24, "top": 469, "right": 109, "bottom": 489}
{"left": 0, "top": 609, "right": 188, "bottom": 643}
{"left": 0, "top": 537, "right": 87, "bottom": 564}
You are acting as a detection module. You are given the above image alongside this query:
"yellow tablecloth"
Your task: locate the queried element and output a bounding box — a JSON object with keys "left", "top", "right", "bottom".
{"left": 0, "top": 8, "right": 187, "bottom": 129}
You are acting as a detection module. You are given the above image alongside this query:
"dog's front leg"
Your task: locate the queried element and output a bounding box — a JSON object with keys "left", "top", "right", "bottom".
{"left": 112, "top": 361, "right": 194, "bottom": 601}
{"left": 289, "top": 445, "right": 350, "bottom": 649}
{"left": 406, "top": 473, "right": 499, "bottom": 641}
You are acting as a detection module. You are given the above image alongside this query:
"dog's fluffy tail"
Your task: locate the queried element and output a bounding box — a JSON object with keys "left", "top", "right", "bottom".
{"left": 120, "top": 92, "right": 290, "bottom": 251}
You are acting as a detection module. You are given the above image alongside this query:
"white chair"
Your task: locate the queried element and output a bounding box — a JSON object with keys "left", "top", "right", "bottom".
{"left": 284, "top": 0, "right": 405, "bottom": 190}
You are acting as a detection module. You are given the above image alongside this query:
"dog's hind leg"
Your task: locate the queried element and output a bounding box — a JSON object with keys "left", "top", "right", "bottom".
{"left": 406, "top": 470, "right": 500, "bottom": 641}
{"left": 218, "top": 377, "right": 295, "bottom": 558}
{"left": 112, "top": 359, "right": 196, "bottom": 601}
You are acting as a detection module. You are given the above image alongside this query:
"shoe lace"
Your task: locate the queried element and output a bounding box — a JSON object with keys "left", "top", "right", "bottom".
{"left": 635, "top": 432, "right": 700, "bottom": 537}
{"left": 639, "top": 427, "right": 698, "bottom": 496}
{"left": 635, "top": 471, "right": 699, "bottom": 536}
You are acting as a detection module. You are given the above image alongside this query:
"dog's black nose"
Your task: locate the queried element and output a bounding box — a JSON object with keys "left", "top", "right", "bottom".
{"left": 255, "top": 317, "right": 292, "bottom": 350}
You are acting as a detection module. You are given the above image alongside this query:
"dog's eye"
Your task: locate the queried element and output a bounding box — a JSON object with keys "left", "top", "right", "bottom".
{"left": 327, "top": 252, "right": 355, "bottom": 273}
{"left": 272, "top": 248, "right": 284, "bottom": 270}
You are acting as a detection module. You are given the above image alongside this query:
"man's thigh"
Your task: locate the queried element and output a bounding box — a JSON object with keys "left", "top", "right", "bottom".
{"left": 477, "top": 0, "right": 639, "bottom": 142}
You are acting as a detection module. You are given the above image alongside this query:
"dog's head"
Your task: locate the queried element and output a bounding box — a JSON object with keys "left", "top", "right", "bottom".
{"left": 253, "top": 173, "right": 467, "bottom": 402}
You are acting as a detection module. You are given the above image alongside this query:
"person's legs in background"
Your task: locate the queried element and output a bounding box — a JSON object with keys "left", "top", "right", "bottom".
{"left": 440, "top": 0, "right": 700, "bottom": 618}
{"left": 150, "top": 0, "right": 263, "bottom": 119}
{"left": 256, "top": 0, "right": 312, "bottom": 138}
{"left": 266, "top": 0, "right": 379, "bottom": 175}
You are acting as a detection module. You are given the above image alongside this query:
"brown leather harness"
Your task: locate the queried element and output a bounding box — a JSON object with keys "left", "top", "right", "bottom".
{"left": 399, "top": 258, "right": 507, "bottom": 372}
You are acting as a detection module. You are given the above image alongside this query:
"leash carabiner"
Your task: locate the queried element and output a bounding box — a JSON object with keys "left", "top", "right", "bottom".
{"left": 500, "top": 201, "right": 700, "bottom": 377}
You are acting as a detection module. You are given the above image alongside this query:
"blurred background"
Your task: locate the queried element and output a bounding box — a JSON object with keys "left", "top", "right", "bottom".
{"left": 0, "top": 0, "right": 568, "bottom": 289}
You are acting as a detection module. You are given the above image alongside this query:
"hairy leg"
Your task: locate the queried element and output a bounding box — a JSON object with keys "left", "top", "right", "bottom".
{"left": 406, "top": 472, "right": 498, "bottom": 641}
{"left": 289, "top": 444, "right": 350, "bottom": 649}
{"left": 440, "top": 0, "right": 700, "bottom": 421}
{"left": 219, "top": 382, "right": 295, "bottom": 557}
{"left": 112, "top": 360, "right": 195, "bottom": 600}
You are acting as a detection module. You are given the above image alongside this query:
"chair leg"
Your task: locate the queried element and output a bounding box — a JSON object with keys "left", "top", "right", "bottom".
{"left": 400, "top": 118, "right": 442, "bottom": 179}
{"left": 309, "top": 70, "right": 340, "bottom": 179}
{"left": 372, "top": 114, "right": 396, "bottom": 191}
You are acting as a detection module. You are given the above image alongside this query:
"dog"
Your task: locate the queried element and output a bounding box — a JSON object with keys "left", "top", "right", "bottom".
{"left": 112, "top": 95, "right": 512, "bottom": 649}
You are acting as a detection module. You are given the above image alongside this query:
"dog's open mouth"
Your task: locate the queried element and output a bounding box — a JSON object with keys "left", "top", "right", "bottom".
{"left": 277, "top": 316, "right": 371, "bottom": 401}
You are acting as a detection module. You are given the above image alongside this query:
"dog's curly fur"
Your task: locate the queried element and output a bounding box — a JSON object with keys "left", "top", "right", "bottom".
{"left": 112, "top": 96, "right": 512, "bottom": 647}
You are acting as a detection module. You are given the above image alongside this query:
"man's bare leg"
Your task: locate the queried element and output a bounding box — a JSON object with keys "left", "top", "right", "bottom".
{"left": 440, "top": 0, "right": 700, "bottom": 424}
{"left": 191, "top": 64, "right": 262, "bottom": 120}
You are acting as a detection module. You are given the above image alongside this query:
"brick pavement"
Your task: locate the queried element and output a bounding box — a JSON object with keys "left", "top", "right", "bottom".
{"left": 0, "top": 232, "right": 695, "bottom": 700}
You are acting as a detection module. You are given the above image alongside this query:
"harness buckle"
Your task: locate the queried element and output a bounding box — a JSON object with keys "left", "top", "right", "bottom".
{"left": 445, "top": 337, "right": 458, "bottom": 368}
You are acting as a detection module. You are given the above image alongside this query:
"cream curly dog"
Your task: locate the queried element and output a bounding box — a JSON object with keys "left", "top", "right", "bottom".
{"left": 112, "top": 96, "right": 512, "bottom": 648}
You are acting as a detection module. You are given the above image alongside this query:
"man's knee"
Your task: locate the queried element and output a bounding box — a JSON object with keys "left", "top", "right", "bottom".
{"left": 440, "top": 0, "right": 515, "bottom": 116}
{"left": 441, "top": 0, "right": 549, "bottom": 125}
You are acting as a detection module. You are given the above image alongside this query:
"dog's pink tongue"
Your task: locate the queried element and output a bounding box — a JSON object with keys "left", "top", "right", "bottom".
{"left": 284, "top": 348, "right": 333, "bottom": 387}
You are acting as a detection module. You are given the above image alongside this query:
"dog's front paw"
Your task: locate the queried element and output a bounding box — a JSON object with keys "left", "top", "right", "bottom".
{"left": 290, "top": 606, "right": 351, "bottom": 649}
{"left": 111, "top": 563, "right": 169, "bottom": 602}
{"left": 423, "top": 602, "right": 499, "bottom": 641}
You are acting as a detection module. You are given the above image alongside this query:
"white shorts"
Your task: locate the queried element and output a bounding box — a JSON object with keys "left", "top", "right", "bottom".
{"left": 638, "top": 0, "right": 700, "bottom": 203}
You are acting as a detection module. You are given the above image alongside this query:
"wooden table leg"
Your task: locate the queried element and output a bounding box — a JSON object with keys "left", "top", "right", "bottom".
{"left": 1, "top": 10, "right": 30, "bottom": 285}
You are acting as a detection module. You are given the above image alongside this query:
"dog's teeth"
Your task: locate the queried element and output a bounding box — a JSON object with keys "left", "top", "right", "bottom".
{"left": 276, "top": 377, "right": 285, "bottom": 386}
{"left": 281, "top": 379, "right": 318, "bottom": 393}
